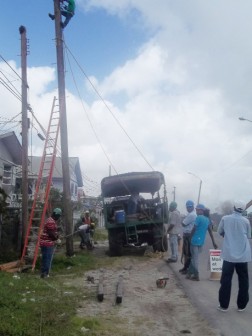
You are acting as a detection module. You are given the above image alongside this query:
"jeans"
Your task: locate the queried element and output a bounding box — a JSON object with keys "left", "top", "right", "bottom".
{"left": 169, "top": 234, "right": 178, "bottom": 260}
{"left": 219, "top": 260, "right": 249, "bottom": 309}
{"left": 188, "top": 244, "right": 202, "bottom": 276}
{"left": 41, "top": 246, "right": 54, "bottom": 276}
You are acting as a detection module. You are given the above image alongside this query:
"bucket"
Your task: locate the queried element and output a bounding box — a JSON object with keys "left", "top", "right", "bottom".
{"left": 115, "top": 210, "right": 125, "bottom": 224}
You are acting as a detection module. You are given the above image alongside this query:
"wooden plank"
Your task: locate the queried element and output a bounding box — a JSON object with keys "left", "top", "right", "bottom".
{"left": 0, "top": 260, "right": 20, "bottom": 271}
{"left": 5, "top": 267, "right": 21, "bottom": 273}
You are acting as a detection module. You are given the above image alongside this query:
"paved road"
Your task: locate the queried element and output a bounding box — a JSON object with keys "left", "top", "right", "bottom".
{"left": 167, "top": 233, "right": 252, "bottom": 336}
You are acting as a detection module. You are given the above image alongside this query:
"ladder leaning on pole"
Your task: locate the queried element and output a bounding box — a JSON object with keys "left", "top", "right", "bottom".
{"left": 20, "top": 96, "right": 60, "bottom": 271}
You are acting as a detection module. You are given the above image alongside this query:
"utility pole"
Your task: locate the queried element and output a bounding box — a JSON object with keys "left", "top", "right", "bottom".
{"left": 173, "top": 186, "right": 176, "bottom": 202}
{"left": 53, "top": 0, "right": 73, "bottom": 256}
{"left": 19, "top": 26, "right": 29, "bottom": 253}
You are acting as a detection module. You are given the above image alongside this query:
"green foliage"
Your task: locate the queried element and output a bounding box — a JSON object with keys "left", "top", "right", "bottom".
{"left": 0, "top": 187, "right": 8, "bottom": 214}
{"left": 48, "top": 187, "right": 63, "bottom": 210}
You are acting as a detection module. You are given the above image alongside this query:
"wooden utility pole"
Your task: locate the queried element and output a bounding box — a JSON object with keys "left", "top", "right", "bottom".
{"left": 53, "top": 0, "right": 73, "bottom": 256}
{"left": 19, "top": 26, "right": 29, "bottom": 252}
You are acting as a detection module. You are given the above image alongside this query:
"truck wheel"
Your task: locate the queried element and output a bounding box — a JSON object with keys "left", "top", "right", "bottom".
{"left": 161, "top": 234, "right": 168, "bottom": 252}
{"left": 153, "top": 234, "right": 168, "bottom": 252}
{"left": 108, "top": 231, "right": 123, "bottom": 256}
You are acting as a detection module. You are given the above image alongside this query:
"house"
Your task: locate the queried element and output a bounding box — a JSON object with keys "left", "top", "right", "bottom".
{"left": 0, "top": 132, "right": 22, "bottom": 206}
{"left": 27, "top": 156, "right": 83, "bottom": 202}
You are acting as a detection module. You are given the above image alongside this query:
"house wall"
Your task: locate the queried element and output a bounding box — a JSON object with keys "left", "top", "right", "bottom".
{"left": 0, "top": 142, "right": 16, "bottom": 197}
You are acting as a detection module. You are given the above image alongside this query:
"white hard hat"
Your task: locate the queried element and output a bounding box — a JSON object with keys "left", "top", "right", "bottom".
{"left": 234, "top": 200, "right": 246, "bottom": 212}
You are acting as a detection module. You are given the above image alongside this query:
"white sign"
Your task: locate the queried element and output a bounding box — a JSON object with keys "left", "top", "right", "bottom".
{"left": 209, "top": 249, "right": 223, "bottom": 273}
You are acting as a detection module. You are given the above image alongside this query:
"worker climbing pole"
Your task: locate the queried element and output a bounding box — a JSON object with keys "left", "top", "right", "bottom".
{"left": 50, "top": 0, "right": 74, "bottom": 256}
{"left": 48, "top": 0, "right": 76, "bottom": 29}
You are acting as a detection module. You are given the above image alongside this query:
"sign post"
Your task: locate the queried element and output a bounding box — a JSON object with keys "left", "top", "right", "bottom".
{"left": 209, "top": 249, "right": 223, "bottom": 281}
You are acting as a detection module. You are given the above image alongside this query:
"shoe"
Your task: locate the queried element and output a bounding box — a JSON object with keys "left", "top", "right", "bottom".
{"left": 217, "top": 306, "right": 228, "bottom": 312}
{"left": 179, "top": 268, "right": 186, "bottom": 273}
{"left": 181, "top": 269, "right": 188, "bottom": 275}
{"left": 190, "top": 275, "right": 200, "bottom": 281}
{"left": 60, "top": 22, "right": 65, "bottom": 28}
{"left": 185, "top": 274, "right": 191, "bottom": 279}
{"left": 48, "top": 13, "right": 55, "bottom": 20}
{"left": 40, "top": 274, "right": 49, "bottom": 279}
{"left": 237, "top": 308, "right": 246, "bottom": 312}
{"left": 166, "top": 258, "right": 177, "bottom": 263}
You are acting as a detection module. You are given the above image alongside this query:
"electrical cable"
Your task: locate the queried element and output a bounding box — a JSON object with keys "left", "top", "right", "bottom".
{"left": 0, "top": 54, "right": 22, "bottom": 83}
{"left": 64, "top": 45, "right": 119, "bottom": 176}
{"left": 63, "top": 41, "right": 154, "bottom": 171}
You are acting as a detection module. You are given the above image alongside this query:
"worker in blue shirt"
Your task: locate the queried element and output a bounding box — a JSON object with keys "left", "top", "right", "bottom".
{"left": 186, "top": 204, "right": 217, "bottom": 281}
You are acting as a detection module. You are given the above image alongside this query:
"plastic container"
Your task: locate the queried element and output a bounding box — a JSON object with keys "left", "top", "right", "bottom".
{"left": 115, "top": 210, "right": 126, "bottom": 224}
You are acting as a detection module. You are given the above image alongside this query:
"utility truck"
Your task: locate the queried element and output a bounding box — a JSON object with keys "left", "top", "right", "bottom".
{"left": 101, "top": 171, "right": 169, "bottom": 256}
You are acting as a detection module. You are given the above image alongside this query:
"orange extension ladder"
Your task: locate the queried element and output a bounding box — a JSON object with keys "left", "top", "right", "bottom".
{"left": 21, "top": 96, "right": 60, "bottom": 271}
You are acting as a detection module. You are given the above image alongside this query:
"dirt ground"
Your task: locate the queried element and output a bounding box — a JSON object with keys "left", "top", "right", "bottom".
{"left": 69, "top": 244, "right": 220, "bottom": 336}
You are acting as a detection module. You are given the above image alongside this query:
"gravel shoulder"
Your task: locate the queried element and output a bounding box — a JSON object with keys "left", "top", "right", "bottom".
{"left": 69, "top": 244, "right": 220, "bottom": 336}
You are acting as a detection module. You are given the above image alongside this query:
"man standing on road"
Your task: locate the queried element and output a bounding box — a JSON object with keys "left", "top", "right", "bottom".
{"left": 166, "top": 201, "right": 181, "bottom": 263}
{"left": 186, "top": 204, "right": 217, "bottom": 281}
{"left": 217, "top": 200, "right": 252, "bottom": 312}
{"left": 179, "top": 200, "right": 196, "bottom": 274}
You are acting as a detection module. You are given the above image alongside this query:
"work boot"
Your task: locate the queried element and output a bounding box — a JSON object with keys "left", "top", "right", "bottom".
{"left": 48, "top": 13, "right": 55, "bottom": 20}
{"left": 190, "top": 274, "right": 200, "bottom": 281}
{"left": 179, "top": 267, "right": 186, "bottom": 273}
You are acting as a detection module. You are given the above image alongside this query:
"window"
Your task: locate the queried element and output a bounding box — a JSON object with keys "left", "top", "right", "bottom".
{"left": 3, "top": 165, "right": 12, "bottom": 185}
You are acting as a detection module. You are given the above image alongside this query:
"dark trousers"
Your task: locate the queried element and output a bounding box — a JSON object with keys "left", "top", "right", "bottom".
{"left": 41, "top": 246, "right": 54, "bottom": 276}
{"left": 219, "top": 260, "right": 249, "bottom": 309}
{"left": 182, "top": 234, "right": 191, "bottom": 270}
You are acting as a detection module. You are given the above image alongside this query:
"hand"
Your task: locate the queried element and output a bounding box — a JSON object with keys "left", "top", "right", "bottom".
{"left": 56, "top": 239, "right": 62, "bottom": 245}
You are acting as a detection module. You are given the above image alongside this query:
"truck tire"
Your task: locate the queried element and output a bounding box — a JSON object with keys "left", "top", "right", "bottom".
{"left": 108, "top": 231, "right": 123, "bottom": 256}
{"left": 153, "top": 234, "right": 168, "bottom": 252}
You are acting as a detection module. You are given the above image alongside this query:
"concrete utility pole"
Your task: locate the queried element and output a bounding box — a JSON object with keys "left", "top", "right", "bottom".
{"left": 173, "top": 186, "right": 176, "bottom": 202}
{"left": 53, "top": 0, "right": 73, "bottom": 256}
{"left": 19, "top": 26, "right": 29, "bottom": 252}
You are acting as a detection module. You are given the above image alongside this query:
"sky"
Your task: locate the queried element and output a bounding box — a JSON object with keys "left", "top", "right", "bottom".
{"left": 1, "top": 0, "right": 252, "bottom": 213}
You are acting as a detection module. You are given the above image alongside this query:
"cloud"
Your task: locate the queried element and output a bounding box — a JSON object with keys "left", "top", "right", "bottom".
{"left": 2, "top": 1, "right": 252, "bottom": 212}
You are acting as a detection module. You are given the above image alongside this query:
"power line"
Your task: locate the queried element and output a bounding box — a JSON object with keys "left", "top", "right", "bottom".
{"left": 64, "top": 45, "right": 119, "bottom": 176}
{"left": 63, "top": 41, "right": 154, "bottom": 171}
{"left": 0, "top": 69, "right": 21, "bottom": 98}
{"left": 0, "top": 54, "right": 22, "bottom": 82}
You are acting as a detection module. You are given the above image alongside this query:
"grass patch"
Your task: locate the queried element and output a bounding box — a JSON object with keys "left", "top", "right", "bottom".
{"left": 0, "top": 248, "right": 129, "bottom": 336}
{"left": 0, "top": 271, "right": 81, "bottom": 336}
{"left": 93, "top": 227, "right": 108, "bottom": 241}
{"left": 0, "top": 232, "right": 148, "bottom": 336}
